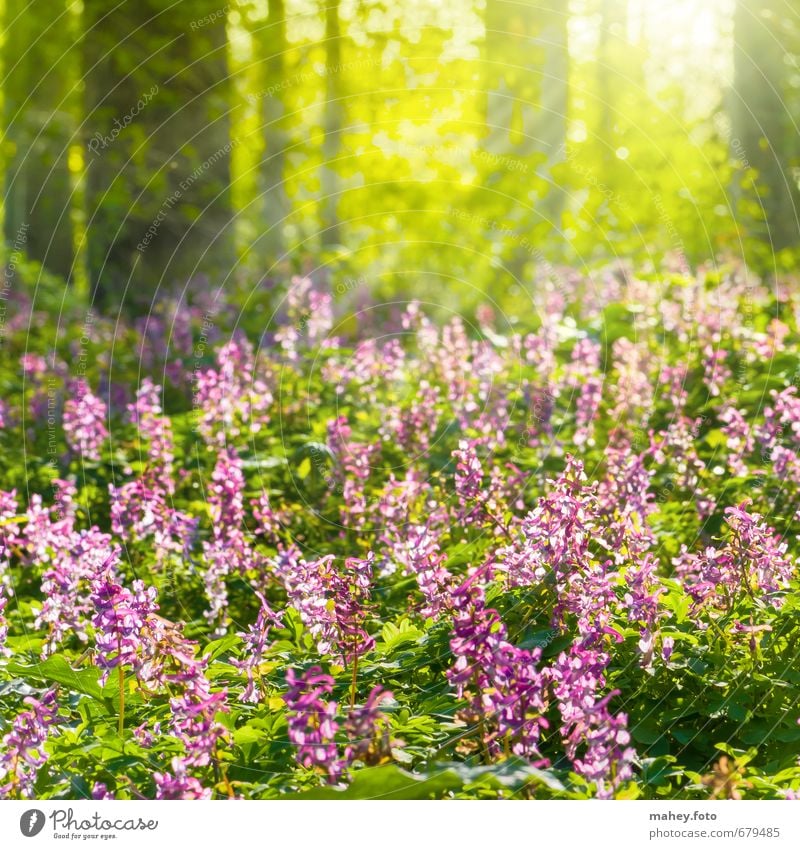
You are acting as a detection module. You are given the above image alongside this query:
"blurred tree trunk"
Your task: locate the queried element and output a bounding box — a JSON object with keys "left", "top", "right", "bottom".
{"left": 320, "top": 0, "right": 342, "bottom": 250}
{"left": 597, "top": 0, "right": 628, "bottom": 162}
{"left": 82, "top": 0, "right": 234, "bottom": 311}
{"left": 483, "top": 0, "right": 569, "bottom": 278}
{"left": 3, "top": 0, "right": 76, "bottom": 280}
{"left": 733, "top": 0, "right": 799, "bottom": 250}
{"left": 256, "top": 0, "right": 289, "bottom": 264}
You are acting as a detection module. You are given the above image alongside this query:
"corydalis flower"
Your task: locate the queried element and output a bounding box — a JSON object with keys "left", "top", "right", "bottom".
{"left": 201, "top": 446, "right": 259, "bottom": 633}
{"left": 718, "top": 405, "right": 754, "bottom": 477}
{"left": 621, "top": 553, "right": 666, "bottom": 666}
{"left": 109, "top": 478, "right": 197, "bottom": 566}
{"left": 232, "top": 592, "right": 283, "bottom": 703}
{"left": 550, "top": 647, "right": 636, "bottom": 799}
{"left": 334, "top": 554, "right": 376, "bottom": 663}
{"left": 284, "top": 667, "right": 342, "bottom": 781}
{"left": 0, "top": 690, "right": 59, "bottom": 798}
{"left": 63, "top": 378, "right": 108, "bottom": 460}
{"left": 91, "top": 576, "right": 158, "bottom": 683}
{"left": 499, "top": 456, "right": 596, "bottom": 588}
{"left": 675, "top": 501, "right": 795, "bottom": 611}
{"left": 194, "top": 336, "right": 272, "bottom": 444}
{"left": 128, "top": 378, "right": 175, "bottom": 481}
{"left": 343, "top": 686, "right": 395, "bottom": 766}
{"left": 453, "top": 439, "right": 483, "bottom": 504}
{"left": 36, "top": 528, "right": 117, "bottom": 655}
{"left": 702, "top": 344, "right": 731, "bottom": 397}
{"left": 154, "top": 756, "right": 212, "bottom": 800}
{"left": 91, "top": 782, "right": 115, "bottom": 800}
{"left": 448, "top": 574, "right": 549, "bottom": 760}
{"left": 282, "top": 553, "right": 375, "bottom": 663}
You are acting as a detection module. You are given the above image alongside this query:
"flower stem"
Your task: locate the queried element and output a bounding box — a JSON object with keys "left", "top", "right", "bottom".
{"left": 118, "top": 666, "right": 125, "bottom": 737}
{"left": 350, "top": 652, "right": 359, "bottom": 708}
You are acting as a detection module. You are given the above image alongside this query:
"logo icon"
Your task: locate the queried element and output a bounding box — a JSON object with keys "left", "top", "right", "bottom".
{"left": 20, "top": 810, "right": 45, "bottom": 837}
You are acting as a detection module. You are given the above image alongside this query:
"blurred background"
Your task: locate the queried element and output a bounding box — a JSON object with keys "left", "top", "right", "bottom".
{"left": 1, "top": 0, "right": 799, "bottom": 315}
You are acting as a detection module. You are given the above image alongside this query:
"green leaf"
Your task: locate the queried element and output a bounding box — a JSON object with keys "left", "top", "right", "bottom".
{"left": 8, "top": 655, "right": 106, "bottom": 702}
{"left": 282, "top": 759, "right": 568, "bottom": 800}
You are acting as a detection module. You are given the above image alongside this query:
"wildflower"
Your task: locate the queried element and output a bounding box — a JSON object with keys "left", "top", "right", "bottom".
{"left": 154, "top": 757, "right": 212, "bottom": 800}
{"left": 343, "top": 686, "right": 395, "bottom": 766}
{"left": 284, "top": 667, "right": 342, "bottom": 781}
{"left": 448, "top": 575, "right": 549, "bottom": 760}
{"left": 550, "top": 647, "right": 636, "bottom": 798}
{"left": 0, "top": 690, "right": 59, "bottom": 798}
{"left": 232, "top": 592, "right": 283, "bottom": 703}
{"left": 63, "top": 378, "right": 108, "bottom": 460}
{"left": 166, "top": 652, "right": 229, "bottom": 767}
{"left": 91, "top": 782, "right": 115, "bottom": 799}
{"left": 91, "top": 576, "right": 158, "bottom": 683}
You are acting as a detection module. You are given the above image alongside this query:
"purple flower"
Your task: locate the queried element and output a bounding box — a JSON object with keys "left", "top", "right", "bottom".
{"left": 281, "top": 553, "right": 375, "bottom": 664}
{"left": 0, "top": 690, "right": 59, "bottom": 798}
{"left": 550, "top": 647, "right": 636, "bottom": 798}
{"left": 154, "top": 757, "right": 212, "bottom": 799}
{"left": 166, "top": 654, "right": 229, "bottom": 767}
{"left": 448, "top": 575, "right": 549, "bottom": 760}
{"left": 63, "top": 378, "right": 108, "bottom": 461}
{"left": 201, "top": 447, "right": 260, "bottom": 633}
{"left": 284, "top": 667, "right": 342, "bottom": 781}
{"left": 91, "top": 575, "right": 158, "bottom": 683}
{"left": 232, "top": 592, "right": 283, "bottom": 703}
{"left": 91, "top": 782, "right": 115, "bottom": 800}
{"left": 35, "top": 529, "right": 118, "bottom": 655}
{"left": 676, "top": 501, "right": 794, "bottom": 611}
{"left": 194, "top": 337, "right": 272, "bottom": 444}
{"left": 343, "top": 686, "right": 395, "bottom": 766}
{"left": 453, "top": 439, "right": 484, "bottom": 504}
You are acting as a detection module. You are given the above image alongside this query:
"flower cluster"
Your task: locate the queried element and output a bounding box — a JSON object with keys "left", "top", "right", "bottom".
{"left": 63, "top": 379, "right": 108, "bottom": 460}
{"left": 0, "top": 690, "right": 59, "bottom": 798}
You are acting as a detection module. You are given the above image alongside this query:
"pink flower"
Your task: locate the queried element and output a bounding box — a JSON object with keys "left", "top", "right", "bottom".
{"left": 154, "top": 757, "right": 212, "bottom": 799}
{"left": 0, "top": 690, "right": 59, "bottom": 798}
{"left": 63, "top": 379, "right": 108, "bottom": 461}
{"left": 284, "top": 667, "right": 342, "bottom": 781}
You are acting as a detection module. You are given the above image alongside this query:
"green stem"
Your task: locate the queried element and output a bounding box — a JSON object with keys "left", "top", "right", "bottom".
{"left": 118, "top": 665, "right": 125, "bottom": 737}
{"left": 350, "top": 651, "right": 359, "bottom": 708}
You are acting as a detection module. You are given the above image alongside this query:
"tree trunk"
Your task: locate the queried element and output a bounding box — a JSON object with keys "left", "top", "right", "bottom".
{"left": 3, "top": 0, "right": 76, "bottom": 280}
{"left": 733, "top": 0, "right": 799, "bottom": 250}
{"left": 321, "top": 0, "right": 342, "bottom": 250}
{"left": 82, "top": 0, "right": 234, "bottom": 311}
{"left": 597, "top": 0, "right": 628, "bottom": 162}
{"left": 483, "top": 1, "right": 569, "bottom": 278}
{"left": 257, "top": 0, "right": 289, "bottom": 264}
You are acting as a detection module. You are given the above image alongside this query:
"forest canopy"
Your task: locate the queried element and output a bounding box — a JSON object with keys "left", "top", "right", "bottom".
{"left": 1, "top": 0, "right": 799, "bottom": 313}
